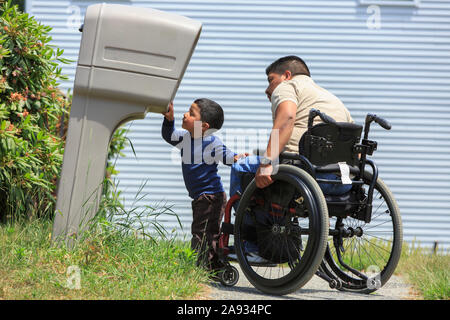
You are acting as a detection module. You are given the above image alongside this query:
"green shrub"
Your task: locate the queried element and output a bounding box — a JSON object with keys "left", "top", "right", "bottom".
{"left": 0, "top": 2, "right": 129, "bottom": 221}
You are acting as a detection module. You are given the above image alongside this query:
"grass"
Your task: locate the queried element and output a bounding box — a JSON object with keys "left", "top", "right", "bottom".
{"left": 329, "top": 237, "right": 449, "bottom": 300}
{"left": 1, "top": 215, "right": 448, "bottom": 300}
{"left": 329, "top": 237, "right": 394, "bottom": 273}
{"left": 0, "top": 217, "right": 210, "bottom": 300}
{"left": 396, "top": 242, "right": 450, "bottom": 300}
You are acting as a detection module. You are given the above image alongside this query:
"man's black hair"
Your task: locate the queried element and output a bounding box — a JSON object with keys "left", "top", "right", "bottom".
{"left": 265, "top": 55, "right": 311, "bottom": 77}
{"left": 194, "top": 98, "right": 224, "bottom": 130}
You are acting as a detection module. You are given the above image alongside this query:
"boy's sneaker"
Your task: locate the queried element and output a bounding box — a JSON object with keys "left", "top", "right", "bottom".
{"left": 227, "top": 250, "right": 238, "bottom": 261}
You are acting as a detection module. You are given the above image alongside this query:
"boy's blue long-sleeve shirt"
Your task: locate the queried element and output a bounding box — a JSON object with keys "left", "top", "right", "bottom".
{"left": 162, "top": 118, "right": 236, "bottom": 199}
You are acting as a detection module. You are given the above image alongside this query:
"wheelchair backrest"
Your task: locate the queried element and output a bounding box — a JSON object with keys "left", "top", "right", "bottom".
{"left": 299, "top": 122, "right": 363, "bottom": 167}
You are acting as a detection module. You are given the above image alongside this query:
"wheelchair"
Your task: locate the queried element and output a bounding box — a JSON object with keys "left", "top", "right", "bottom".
{"left": 216, "top": 108, "right": 403, "bottom": 296}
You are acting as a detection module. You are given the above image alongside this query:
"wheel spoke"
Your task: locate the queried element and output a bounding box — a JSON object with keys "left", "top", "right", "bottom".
{"left": 233, "top": 167, "right": 329, "bottom": 295}
{"left": 321, "top": 175, "right": 402, "bottom": 292}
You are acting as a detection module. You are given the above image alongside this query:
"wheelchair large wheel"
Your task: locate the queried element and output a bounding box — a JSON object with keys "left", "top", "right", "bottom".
{"left": 234, "top": 165, "right": 329, "bottom": 296}
{"left": 321, "top": 172, "right": 403, "bottom": 293}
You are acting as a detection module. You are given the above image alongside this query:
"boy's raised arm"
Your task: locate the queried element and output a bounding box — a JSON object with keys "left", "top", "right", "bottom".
{"left": 161, "top": 102, "right": 185, "bottom": 147}
{"left": 162, "top": 102, "right": 175, "bottom": 121}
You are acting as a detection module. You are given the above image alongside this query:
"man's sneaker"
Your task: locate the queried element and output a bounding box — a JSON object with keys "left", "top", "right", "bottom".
{"left": 246, "top": 252, "right": 271, "bottom": 265}
{"left": 227, "top": 251, "right": 238, "bottom": 261}
{"left": 228, "top": 251, "right": 272, "bottom": 265}
{"left": 227, "top": 241, "right": 272, "bottom": 265}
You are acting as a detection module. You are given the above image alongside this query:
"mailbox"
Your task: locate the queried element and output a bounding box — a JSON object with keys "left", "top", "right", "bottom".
{"left": 52, "top": 3, "right": 202, "bottom": 245}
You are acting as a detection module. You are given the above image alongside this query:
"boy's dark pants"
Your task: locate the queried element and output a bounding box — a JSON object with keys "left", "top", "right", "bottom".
{"left": 191, "top": 192, "right": 226, "bottom": 270}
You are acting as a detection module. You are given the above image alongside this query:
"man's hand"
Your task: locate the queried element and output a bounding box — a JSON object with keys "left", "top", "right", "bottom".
{"left": 255, "top": 164, "right": 273, "bottom": 188}
{"left": 162, "top": 102, "right": 174, "bottom": 121}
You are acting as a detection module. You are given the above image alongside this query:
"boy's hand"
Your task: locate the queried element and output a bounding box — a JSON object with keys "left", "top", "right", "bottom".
{"left": 233, "top": 153, "right": 249, "bottom": 162}
{"left": 162, "top": 102, "right": 174, "bottom": 121}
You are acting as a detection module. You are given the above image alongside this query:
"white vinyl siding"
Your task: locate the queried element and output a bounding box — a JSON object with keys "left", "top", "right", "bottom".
{"left": 29, "top": 0, "right": 450, "bottom": 249}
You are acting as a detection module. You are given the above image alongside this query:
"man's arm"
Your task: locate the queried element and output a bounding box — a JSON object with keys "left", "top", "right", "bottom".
{"left": 255, "top": 100, "right": 296, "bottom": 188}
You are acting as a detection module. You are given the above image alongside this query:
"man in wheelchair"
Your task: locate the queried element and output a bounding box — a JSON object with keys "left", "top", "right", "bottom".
{"left": 228, "top": 55, "right": 355, "bottom": 262}
{"left": 255, "top": 55, "right": 354, "bottom": 190}
{"left": 221, "top": 56, "right": 401, "bottom": 296}
{"left": 230, "top": 55, "right": 355, "bottom": 198}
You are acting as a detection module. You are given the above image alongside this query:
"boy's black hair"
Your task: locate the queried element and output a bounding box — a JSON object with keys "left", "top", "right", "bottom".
{"left": 194, "top": 98, "right": 224, "bottom": 130}
{"left": 265, "top": 55, "right": 311, "bottom": 77}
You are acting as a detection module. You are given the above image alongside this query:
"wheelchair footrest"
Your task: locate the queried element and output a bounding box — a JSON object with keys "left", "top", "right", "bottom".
{"left": 221, "top": 222, "right": 234, "bottom": 235}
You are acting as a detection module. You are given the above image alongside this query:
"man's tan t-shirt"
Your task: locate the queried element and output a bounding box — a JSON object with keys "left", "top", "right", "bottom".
{"left": 271, "top": 75, "right": 353, "bottom": 153}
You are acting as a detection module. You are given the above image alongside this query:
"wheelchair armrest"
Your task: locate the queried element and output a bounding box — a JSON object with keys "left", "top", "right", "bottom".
{"left": 279, "top": 151, "right": 301, "bottom": 160}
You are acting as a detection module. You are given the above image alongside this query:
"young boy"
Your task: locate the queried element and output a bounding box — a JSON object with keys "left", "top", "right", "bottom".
{"left": 161, "top": 98, "right": 244, "bottom": 272}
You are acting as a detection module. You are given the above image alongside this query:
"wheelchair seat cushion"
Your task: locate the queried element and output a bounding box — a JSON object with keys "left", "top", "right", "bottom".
{"left": 315, "top": 163, "right": 360, "bottom": 175}
{"left": 325, "top": 187, "right": 365, "bottom": 218}
{"left": 317, "top": 172, "right": 353, "bottom": 196}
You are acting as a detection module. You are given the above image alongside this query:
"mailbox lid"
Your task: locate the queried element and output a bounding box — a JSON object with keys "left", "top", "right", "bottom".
{"left": 78, "top": 4, "right": 201, "bottom": 80}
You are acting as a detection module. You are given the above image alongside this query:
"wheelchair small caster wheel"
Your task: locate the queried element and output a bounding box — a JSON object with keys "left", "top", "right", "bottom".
{"left": 219, "top": 266, "right": 239, "bottom": 287}
{"left": 329, "top": 279, "right": 342, "bottom": 290}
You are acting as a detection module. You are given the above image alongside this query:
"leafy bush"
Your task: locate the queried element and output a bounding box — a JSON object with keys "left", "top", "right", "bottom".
{"left": 0, "top": 2, "right": 128, "bottom": 221}
{"left": 0, "top": 2, "right": 68, "bottom": 220}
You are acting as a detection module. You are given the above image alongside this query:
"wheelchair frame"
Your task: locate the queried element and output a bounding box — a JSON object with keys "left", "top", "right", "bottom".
{"left": 216, "top": 109, "right": 403, "bottom": 296}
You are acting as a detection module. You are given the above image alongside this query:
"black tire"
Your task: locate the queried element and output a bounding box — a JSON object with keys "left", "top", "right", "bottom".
{"left": 219, "top": 265, "right": 239, "bottom": 287}
{"left": 234, "top": 165, "right": 329, "bottom": 296}
{"left": 322, "top": 172, "right": 403, "bottom": 293}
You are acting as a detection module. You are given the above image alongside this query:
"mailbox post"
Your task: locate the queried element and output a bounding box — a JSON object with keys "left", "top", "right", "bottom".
{"left": 52, "top": 4, "right": 201, "bottom": 246}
